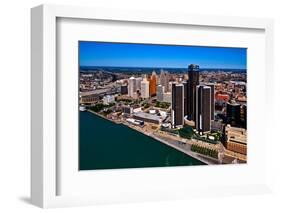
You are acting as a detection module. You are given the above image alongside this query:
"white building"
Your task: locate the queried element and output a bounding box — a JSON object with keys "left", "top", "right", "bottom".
{"left": 135, "top": 77, "right": 143, "bottom": 92}
{"left": 128, "top": 77, "right": 136, "bottom": 97}
{"left": 103, "top": 95, "right": 115, "bottom": 105}
{"left": 140, "top": 78, "right": 150, "bottom": 99}
{"left": 156, "top": 85, "right": 165, "bottom": 102}
{"left": 163, "top": 92, "right": 172, "bottom": 103}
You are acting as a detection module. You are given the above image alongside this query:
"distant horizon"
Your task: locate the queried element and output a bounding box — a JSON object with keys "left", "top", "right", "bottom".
{"left": 79, "top": 41, "right": 247, "bottom": 70}
{"left": 79, "top": 65, "right": 247, "bottom": 70}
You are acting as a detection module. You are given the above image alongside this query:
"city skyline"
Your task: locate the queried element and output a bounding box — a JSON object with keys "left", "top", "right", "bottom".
{"left": 79, "top": 41, "right": 247, "bottom": 69}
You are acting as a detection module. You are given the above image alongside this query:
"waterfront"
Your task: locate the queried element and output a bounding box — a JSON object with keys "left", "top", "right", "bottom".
{"left": 79, "top": 111, "right": 205, "bottom": 170}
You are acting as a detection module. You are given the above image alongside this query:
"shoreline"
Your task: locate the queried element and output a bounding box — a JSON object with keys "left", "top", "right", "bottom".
{"left": 85, "top": 110, "right": 213, "bottom": 165}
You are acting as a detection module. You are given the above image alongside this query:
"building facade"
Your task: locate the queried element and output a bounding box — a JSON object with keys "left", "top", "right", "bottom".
{"left": 120, "top": 84, "right": 128, "bottom": 95}
{"left": 128, "top": 77, "right": 136, "bottom": 97}
{"left": 149, "top": 71, "right": 157, "bottom": 96}
{"left": 171, "top": 83, "right": 184, "bottom": 128}
{"left": 205, "top": 83, "right": 215, "bottom": 120}
{"left": 140, "top": 78, "right": 150, "bottom": 99}
{"left": 159, "top": 70, "right": 170, "bottom": 92}
{"left": 187, "top": 64, "right": 200, "bottom": 121}
{"left": 225, "top": 125, "right": 247, "bottom": 155}
{"left": 226, "top": 102, "right": 241, "bottom": 127}
{"left": 156, "top": 85, "right": 165, "bottom": 102}
{"left": 196, "top": 85, "right": 211, "bottom": 133}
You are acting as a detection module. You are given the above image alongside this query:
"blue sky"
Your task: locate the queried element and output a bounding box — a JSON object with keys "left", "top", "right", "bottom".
{"left": 79, "top": 41, "right": 247, "bottom": 69}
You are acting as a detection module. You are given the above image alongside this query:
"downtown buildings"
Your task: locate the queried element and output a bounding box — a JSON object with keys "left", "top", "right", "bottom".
{"left": 171, "top": 64, "right": 215, "bottom": 133}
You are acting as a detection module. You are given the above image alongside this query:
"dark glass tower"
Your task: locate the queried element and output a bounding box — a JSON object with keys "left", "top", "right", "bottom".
{"left": 187, "top": 64, "right": 200, "bottom": 121}
{"left": 226, "top": 102, "right": 241, "bottom": 127}
{"left": 172, "top": 83, "right": 184, "bottom": 128}
{"left": 196, "top": 85, "right": 211, "bottom": 133}
{"left": 182, "top": 81, "right": 189, "bottom": 117}
{"left": 205, "top": 83, "right": 215, "bottom": 120}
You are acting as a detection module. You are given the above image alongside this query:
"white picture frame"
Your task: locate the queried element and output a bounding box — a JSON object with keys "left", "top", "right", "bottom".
{"left": 31, "top": 4, "right": 274, "bottom": 208}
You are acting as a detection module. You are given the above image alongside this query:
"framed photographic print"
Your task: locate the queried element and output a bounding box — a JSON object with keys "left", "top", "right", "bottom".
{"left": 31, "top": 4, "right": 274, "bottom": 208}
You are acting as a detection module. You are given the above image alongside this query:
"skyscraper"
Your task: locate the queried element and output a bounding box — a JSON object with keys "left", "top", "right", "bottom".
{"left": 182, "top": 81, "right": 189, "bottom": 117}
{"left": 128, "top": 77, "right": 136, "bottom": 97}
{"left": 120, "top": 84, "right": 128, "bottom": 95}
{"left": 226, "top": 102, "right": 241, "bottom": 127}
{"left": 156, "top": 85, "right": 165, "bottom": 102}
{"left": 187, "top": 64, "right": 200, "bottom": 121}
{"left": 205, "top": 83, "right": 215, "bottom": 120}
{"left": 149, "top": 71, "right": 157, "bottom": 96}
{"left": 196, "top": 85, "right": 211, "bottom": 133}
{"left": 159, "top": 70, "right": 169, "bottom": 92}
{"left": 135, "top": 77, "right": 142, "bottom": 92}
{"left": 140, "top": 78, "right": 150, "bottom": 99}
{"left": 241, "top": 104, "right": 247, "bottom": 129}
{"left": 172, "top": 83, "right": 184, "bottom": 128}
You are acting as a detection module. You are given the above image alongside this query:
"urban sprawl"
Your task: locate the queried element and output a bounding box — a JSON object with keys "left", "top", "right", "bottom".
{"left": 79, "top": 64, "right": 247, "bottom": 165}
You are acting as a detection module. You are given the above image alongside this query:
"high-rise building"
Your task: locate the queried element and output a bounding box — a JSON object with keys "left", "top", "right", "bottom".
{"left": 205, "top": 83, "right": 215, "bottom": 120}
{"left": 159, "top": 70, "right": 169, "bottom": 92}
{"left": 149, "top": 71, "right": 157, "bottom": 96}
{"left": 140, "top": 78, "right": 150, "bottom": 99}
{"left": 163, "top": 92, "right": 172, "bottom": 103}
{"left": 187, "top": 64, "right": 200, "bottom": 121}
{"left": 172, "top": 83, "right": 184, "bottom": 128}
{"left": 226, "top": 102, "right": 241, "bottom": 127}
{"left": 196, "top": 85, "right": 211, "bottom": 133}
{"left": 241, "top": 104, "right": 247, "bottom": 129}
{"left": 135, "top": 77, "right": 142, "bottom": 92}
{"left": 182, "top": 81, "right": 189, "bottom": 117}
{"left": 120, "top": 84, "right": 128, "bottom": 95}
{"left": 128, "top": 77, "right": 136, "bottom": 97}
{"left": 156, "top": 85, "right": 165, "bottom": 102}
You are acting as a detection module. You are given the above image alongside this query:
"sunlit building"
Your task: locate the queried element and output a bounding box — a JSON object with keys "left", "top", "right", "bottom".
{"left": 140, "top": 78, "right": 150, "bottom": 99}
{"left": 159, "top": 70, "right": 170, "bottom": 92}
{"left": 149, "top": 71, "right": 157, "bottom": 96}
{"left": 225, "top": 125, "right": 247, "bottom": 155}
{"left": 128, "top": 77, "right": 136, "bottom": 97}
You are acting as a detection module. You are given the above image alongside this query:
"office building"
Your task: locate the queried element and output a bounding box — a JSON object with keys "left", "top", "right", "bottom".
{"left": 205, "top": 83, "right": 215, "bottom": 120}
{"left": 196, "top": 85, "right": 211, "bottom": 133}
{"left": 226, "top": 102, "right": 241, "bottom": 127}
{"left": 225, "top": 125, "right": 247, "bottom": 155}
{"left": 140, "top": 78, "right": 150, "bottom": 99}
{"left": 182, "top": 81, "right": 189, "bottom": 117}
{"left": 149, "top": 71, "right": 157, "bottom": 96}
{"left": 171, "top": 83, "right": 184, "bottom": 128}
{"left": 156, "top": 85, "right": 165, "bottom": 102}
{"left": 241, "top": 104, "right": 247, "bottom": 129}
{"left": 163, "top": 92, "right": 172, "bottom": 103}
{"left": 187, "top": 64, "right": 200, "bottom": 121}
{"left": 133, "top": 111, "right": 162, "bottom": 124}
{"left": 135, "top": 77, "right": 142, "bottom": 92}
{"left": 159, "top": 70, "right": 170, "bottom": 92}
{"left": 120, "top": 84, "right": 128, "bottom": 95}
{"left": 128, "top": 77, "right": 136, "bottom": 97}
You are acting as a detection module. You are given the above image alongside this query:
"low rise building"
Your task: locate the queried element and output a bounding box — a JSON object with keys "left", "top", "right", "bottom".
{"left": 133, "top": 112, "right": 162, "bottom": 124}
{"left": 225, "top": 125, "right": 247, "bottom": 155}
{"left": 103, "top": 95, "right": 115, "bottom": 105}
